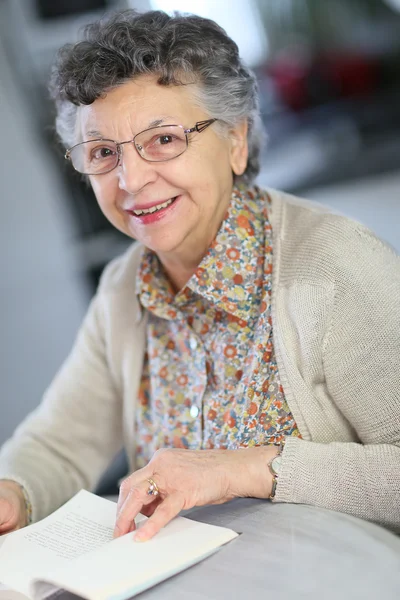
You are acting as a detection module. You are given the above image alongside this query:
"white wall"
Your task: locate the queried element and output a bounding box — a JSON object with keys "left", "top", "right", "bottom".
{"left": 304, "top": 172, "right": 400, "bottom": 252}
{"left": 0, "top": 36, "right": 90, "bottom": 444}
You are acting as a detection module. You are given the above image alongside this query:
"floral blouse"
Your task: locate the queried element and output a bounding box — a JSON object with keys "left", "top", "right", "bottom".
{"left": 135, "top": 186, "right": 301, "bottom": 468}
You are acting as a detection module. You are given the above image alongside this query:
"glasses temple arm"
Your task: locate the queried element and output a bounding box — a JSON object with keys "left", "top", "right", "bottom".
{"left": 195, "top": 119, "right": 218, "bottom": 133}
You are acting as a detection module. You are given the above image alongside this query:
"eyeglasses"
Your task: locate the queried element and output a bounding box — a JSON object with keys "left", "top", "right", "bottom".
{"left": 65, "top": 119, "right": 217, "bottom": 175}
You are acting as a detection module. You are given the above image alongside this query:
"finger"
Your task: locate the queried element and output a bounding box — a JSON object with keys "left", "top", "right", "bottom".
{"left": 125, "top": 496, "right": 160, "bottom": 533}
{"left": 127, "top": 520, "right": 136, "bottom": 534}
{"left": 126, "top": 496, "right": 161, "bottom": 533}
{"left": 114, "top": 479, "right": 156, "bottom": 538}
{"left": 116, "top": 480, "right": 129, "bottom": 515}
{"left": 0, "top": 499, "right": 13, "bottom": 532}
{"left": 140, "top": 496, "right": 162, "bottom": 518}
{"left": 116, "top": 465, "right": 153, "bottom": 514}
{"left": 135, "top": 493, "right": 184, "bottom": 542}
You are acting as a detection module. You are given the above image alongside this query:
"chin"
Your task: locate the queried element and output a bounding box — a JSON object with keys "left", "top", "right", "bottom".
{"left": 144, "top": 240, "right": 182, "bottom": 255}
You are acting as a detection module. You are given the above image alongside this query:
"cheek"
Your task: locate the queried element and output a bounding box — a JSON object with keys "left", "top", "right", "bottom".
{"left": 90, "top": 179, "right": 128, "bottom": 231}
{"left": 161, "top": 145, "right": 231, "bottom": 189}
{"left": 91, "top": 179, "right": 117, "bottom": 214}
{"left": 156, "top": 159, "right": 194, "bottom": 185}
{"left": 196, "top": 142, "right": 234, "bottom": 185}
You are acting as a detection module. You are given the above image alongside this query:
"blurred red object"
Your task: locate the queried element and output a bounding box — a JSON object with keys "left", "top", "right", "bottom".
{"left": 268, "top": 52, "right": 380, "bottom": 111}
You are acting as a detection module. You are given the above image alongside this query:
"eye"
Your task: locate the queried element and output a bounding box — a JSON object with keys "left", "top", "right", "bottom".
{"left": 136, "top": 127, "right": 186, "bottom": 160}
{"left": 90, "top": 145, "right": 117, "bottom": 161}
{"left": 158, "top": 135, "right": 174, "bottom": 145}
{"left": 145, "top": 134, "right": 179, "bottom": 148}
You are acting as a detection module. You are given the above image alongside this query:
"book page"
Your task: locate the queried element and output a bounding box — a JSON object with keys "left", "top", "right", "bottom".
{"left": 0, "top": 535, "right": 9, "bottom": 550}
{"left": 0, "top": 491, "right": 126, "bottom": 598}
{"left": 31, "top": 514, "right": 238, "bottom": 600}
{"left": 0, "top": 541, "right": 30, "bottom": 600}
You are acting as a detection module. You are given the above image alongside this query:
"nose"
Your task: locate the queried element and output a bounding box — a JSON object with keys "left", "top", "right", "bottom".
{"left": 117, "top": 142, "right": 158, "bottom": 194}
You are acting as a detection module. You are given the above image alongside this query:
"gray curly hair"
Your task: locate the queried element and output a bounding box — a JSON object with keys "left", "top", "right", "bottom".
{"left": 49, "top": 9, "right": 264, "bottom": 185}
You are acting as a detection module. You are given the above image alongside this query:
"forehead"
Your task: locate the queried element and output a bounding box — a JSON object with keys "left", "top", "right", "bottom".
{"left": 78, "top": 74, "right": 202, "bottom": 137}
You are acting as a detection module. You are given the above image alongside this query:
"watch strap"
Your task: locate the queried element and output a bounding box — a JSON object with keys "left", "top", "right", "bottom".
{"left": 268, "top": 440, "right": 285, "bottom": 500}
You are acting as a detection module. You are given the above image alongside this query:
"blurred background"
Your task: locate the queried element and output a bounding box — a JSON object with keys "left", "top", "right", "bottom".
{"left": 1, "top": 0, "right": 399, "bottom": 447}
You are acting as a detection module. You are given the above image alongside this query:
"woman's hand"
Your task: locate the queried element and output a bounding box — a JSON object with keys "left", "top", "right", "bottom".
{"left": 114, "top": 445, "right": 277, "bottom": 542}
{"left": 0, "top": 480, "right": 28, "bottom": 535}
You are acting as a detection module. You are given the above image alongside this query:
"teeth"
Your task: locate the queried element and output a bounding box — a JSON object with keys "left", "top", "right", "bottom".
{"left": 133, "top": 197, "right": 175, "bottom": 216}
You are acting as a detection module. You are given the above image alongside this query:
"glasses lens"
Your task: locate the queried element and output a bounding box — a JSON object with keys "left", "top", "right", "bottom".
{"left": 135, "top": 126, "right": 187, "bottom": 161}
{"left": 69, "top": 140, "right": 118, "bottom": 174}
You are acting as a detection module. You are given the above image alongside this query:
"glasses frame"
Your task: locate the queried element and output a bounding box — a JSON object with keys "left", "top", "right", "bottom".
{"left": 65, "top": 118, "right": 218, "bottom": 175}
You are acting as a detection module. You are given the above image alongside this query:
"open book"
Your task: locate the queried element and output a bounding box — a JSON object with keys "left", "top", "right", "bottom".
{"left": 0, "top": 490, "right": 238, "bottom": 600}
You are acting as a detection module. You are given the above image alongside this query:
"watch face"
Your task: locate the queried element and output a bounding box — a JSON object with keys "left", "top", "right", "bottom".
{"left": 270, "top": 455, "right": 282, "bottom": 476}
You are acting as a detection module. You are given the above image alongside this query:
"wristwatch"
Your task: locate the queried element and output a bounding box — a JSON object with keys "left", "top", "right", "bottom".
{"left": 268, "top": 441, "right": 285, "bottom": 500}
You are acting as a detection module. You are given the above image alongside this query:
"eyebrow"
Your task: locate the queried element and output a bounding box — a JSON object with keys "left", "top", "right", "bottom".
{"left": 85, "top": 129, "right": 104, "bottom": 138}
{"left": 84, "top": 117, "right": 176, "bottom": 140}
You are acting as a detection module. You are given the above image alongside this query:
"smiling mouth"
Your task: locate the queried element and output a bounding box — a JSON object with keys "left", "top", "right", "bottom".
{"left": 131, "top": 197, "right": 177, "bottom": 216}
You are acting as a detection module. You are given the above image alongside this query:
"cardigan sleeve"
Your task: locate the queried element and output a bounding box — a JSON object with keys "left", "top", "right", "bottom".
{"left": 275, "top": 223, "right": 400, "bottom": 533}
{"left": 0, "top": 287, "right": 124, "bottom": 524}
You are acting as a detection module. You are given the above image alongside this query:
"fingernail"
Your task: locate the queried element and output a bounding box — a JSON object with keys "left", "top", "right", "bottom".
{"left": 134, "top": 531, "right": 147, "bottom": 542}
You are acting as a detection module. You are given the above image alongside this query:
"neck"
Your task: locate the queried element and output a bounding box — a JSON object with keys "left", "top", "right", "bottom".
{"left": 158, "top": 254, "right": 201, "bottom": 293}
{"left": 157, "top": 219, "right": 221, "bottom": 292}
{"left": 156, "top": 183, "right": 235, "bottom": 292}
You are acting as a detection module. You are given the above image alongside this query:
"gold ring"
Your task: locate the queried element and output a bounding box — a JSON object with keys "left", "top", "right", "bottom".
{"left": 146, "top": 478, "right": 159, "bottom": 497}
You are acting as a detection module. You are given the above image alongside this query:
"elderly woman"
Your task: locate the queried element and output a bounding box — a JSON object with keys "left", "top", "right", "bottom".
{"left": 0, "top": 10, "right": 399, "bottom": 542}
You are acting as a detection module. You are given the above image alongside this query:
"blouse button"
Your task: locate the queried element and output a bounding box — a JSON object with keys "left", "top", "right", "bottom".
{"left": 189, "top": 337, "right": 198, "bottom": 351}
{"left": 190, "top": 405, "right": 200, "bottom": 418}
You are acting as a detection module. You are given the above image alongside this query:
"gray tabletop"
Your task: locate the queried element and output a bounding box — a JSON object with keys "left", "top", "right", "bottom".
{"left": 1, "top": 500, "right": 398, "bottom": 600}
{"left": 136, "top": 499, "right": 400, "bottom": 600}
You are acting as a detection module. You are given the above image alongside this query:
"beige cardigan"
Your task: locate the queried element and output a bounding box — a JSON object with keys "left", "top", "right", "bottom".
{"left": 1, "top": 188, "right": 399, "bottom": 531}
